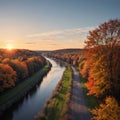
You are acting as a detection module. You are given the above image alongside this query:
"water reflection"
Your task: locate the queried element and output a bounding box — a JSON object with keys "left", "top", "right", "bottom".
{"left": 0, "top": 58, "right": 65, "bottom": 120}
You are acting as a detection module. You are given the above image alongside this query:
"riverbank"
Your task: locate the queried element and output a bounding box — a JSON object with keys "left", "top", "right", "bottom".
{"left": 0, "top": 60, "right": 52, "bottom": 116}
{"left": 35, "top": 65, "right": 72, "bottom": 120}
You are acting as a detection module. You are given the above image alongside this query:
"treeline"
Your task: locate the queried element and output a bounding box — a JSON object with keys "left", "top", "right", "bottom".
{"left": 0, "top": 49, "right": 46, "bottom": 92}
{"left": 81, "top": 19, "right": 120, "bottom": 120}
{"left": 47, "top": 49, "right": 83, "bottom": 66}
{"left": 47, "top": 19, "right": 120, "bottom": 120}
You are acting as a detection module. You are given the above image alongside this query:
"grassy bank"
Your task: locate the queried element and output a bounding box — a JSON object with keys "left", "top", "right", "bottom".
{"left": 35, "top": 65, "right": 72, "bottom": 120}
{"left": 0, "top": 61, "right": 51, "bottom": 114}
{"left": 79, "top": 74, "right": 98, "bottom": 110}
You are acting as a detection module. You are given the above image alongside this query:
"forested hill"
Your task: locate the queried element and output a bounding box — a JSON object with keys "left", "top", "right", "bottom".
{"left": 36, "top": 49, "right": 83, "bottom": 55}
{"left": 52, "top": 48, "right": 82, "bottom": 53}
{"left": 44, "top": 48, "right": 83, "bottom": 66}
{"left": 0, "top": 49, "right": 38, "bottom": 59}
{"left": 0, "top": 49, "right": 46, "bottom": 92}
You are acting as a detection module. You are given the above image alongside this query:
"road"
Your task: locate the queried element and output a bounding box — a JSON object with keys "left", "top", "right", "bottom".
{"left": 69, "top": 66, "right": 91, "bottom": 120}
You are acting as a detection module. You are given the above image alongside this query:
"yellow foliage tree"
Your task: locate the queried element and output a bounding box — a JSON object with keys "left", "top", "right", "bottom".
{"left": 91, "top": 97, "right": 120, "bottom": 120}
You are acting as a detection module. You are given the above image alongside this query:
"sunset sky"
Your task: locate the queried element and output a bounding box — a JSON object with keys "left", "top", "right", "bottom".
{"left": 0, "top": 0, "right": 120, "bottom": 50}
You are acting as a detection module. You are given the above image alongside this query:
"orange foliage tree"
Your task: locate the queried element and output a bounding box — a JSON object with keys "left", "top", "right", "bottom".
{"left": 84, "top": 19, "right": 120, "bottom": 99}
{"left": 0, "top": 49, "right": 46, "bottom": 92}
{"left": 82, "top": 19, "right": 120, "bottom": 120}
{"left": 0, "top": 64, "right": 16, "bottom": 91}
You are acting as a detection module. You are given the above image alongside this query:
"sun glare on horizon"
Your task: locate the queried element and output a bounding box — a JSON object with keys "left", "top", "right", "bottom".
{"left": 6, "top": 44, "right": 14, "bottom": 50}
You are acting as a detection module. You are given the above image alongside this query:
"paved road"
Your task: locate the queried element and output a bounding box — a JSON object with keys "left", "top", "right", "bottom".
{"left": 69, "top": 66, "right": 91, "bottom": 120}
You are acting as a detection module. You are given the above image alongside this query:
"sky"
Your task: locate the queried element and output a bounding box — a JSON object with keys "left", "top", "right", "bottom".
{"left": 0, "top": 0, "right": 120, "bottom": 50}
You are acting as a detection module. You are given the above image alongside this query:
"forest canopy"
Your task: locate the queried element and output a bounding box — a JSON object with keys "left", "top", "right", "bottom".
{"left": 0, "top": 49, "right": 46, "bottom": 92}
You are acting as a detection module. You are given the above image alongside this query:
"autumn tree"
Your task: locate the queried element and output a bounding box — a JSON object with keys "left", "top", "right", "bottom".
{"left": 91, "top": 97, "right": 120, "bottom": 120}
{"left": 0, "top": 49, "right": 47, "bottom": 91}
{"left": 86, "top": 53, "right": 112, "bottom": 98}
{"left": 0, "top": 64, "right": 16, "bottom": 91}
{"left": 80, "top": 60, "right": 90, "bottom": 79}
{"left": 25, "top": 56, "right": 46, "bottom": 76}
{"left": 8, "top": 60, "right": 27, "bottom": 82}
{"left": 85, "top": 19, "right": 120, "bottom": 99}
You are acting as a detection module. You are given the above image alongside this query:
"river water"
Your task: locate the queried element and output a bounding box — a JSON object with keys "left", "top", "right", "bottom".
{"left": 0, "top": 57, "right": 65, "bottom": 120}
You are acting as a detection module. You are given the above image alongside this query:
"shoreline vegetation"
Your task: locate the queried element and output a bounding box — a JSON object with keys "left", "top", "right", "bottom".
{"left": 35, "top": 64, "right": 72, "bottom": 120}
{"left": 0, "top": 60, "right": 52, "bottom": 115}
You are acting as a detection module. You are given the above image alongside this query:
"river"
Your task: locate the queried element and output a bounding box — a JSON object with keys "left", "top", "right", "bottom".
{"left": 0, "top": 57, "right": 65, "bottom": 120}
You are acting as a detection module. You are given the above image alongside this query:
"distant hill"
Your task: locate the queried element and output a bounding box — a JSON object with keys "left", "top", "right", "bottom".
{"left": 36, "top": 49, "right": 83, "bottom": 56}
{"left": 52, "top": 48, "right": 82, "bottom": 53}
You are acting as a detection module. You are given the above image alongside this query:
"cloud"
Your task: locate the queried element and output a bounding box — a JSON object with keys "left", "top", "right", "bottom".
{"left": 49, "top": 43, "right": 58, "bottom": 46}
{"left": 25, "top": 42, "right": 36, "bottom": 44}
{"left": 27, "top": 27, "right": 95, "bottom": 38}
{"left": 27, "top": 31, "right": 63, "bottom": 38}
{"left": 25, "top": 26, "right": 95, "bottom": 49}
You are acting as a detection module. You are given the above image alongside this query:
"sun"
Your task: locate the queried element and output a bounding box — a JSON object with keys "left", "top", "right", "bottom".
{"left": 6, "top": 44, "right": 13, "bottom": 50}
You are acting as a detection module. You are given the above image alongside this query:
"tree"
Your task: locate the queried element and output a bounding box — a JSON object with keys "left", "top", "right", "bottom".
{"left": 80, "top": 60, "right": 89, "bottom": 79}
{"left": 0, "top": 64, "right": 16, "bottom": 91}
{"left": 85, "top": 19, "right": 120, "bottom": 48}
{"left": 84, "top": 19, "right": 120, "bottom": 99}
{"left": 86, "top": 54, "right": 111, "bottom": 97}
{"left": 91, "top": 97, "right": 120, "bottom": 120}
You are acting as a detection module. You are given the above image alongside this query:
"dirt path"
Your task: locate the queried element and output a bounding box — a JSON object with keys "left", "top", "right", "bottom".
{"left": 69, "top": 66, "right": 91, "bottom": 120}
